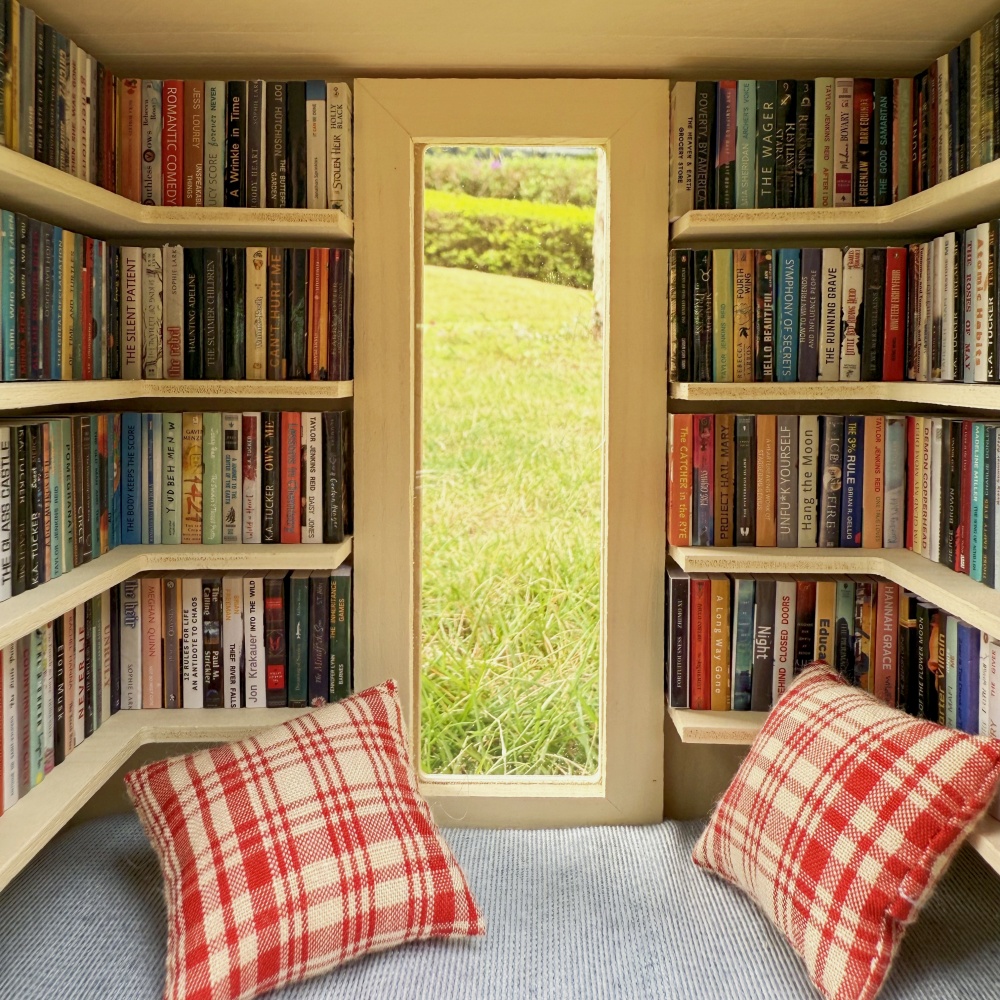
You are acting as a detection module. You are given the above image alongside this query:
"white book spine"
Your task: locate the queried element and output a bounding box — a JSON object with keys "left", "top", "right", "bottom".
{"left": 142, "top": 247, "right": 164, "bottom": 378}
{"left": 326, "top": 82, "right": 353, "bottom": 215}
{"left": 242, "top": 412, "right": 262, "bottom": 543}
{"left": 975, "top": 222, "right": 990, "bottom": 382}
{"left": 122, "top": 247, "right": 143, "bottom": 378}
{"left": 120, "top": 579, "right": 142, "bottom": 709}
{"left": 204, "top": 81, "right": 226, "bottom": 208}
{"left": 222, "top": 413, "right": 242, "bottom": 544}
{"left": 302, "top": 412, "right": 322, "bottom": 543}
{"left": 222, "top": 574, "right": 244, "bottom": 708}
{"left": 162, "top": 413, "right": 181, "bottom": 544}
{"left": 669, "top": 81, "right": 696, "bottom": 220}
{"left": 839, "top": 248, "right": 864, "bottom": 380}
{"left": 964, "top": 230, "right": 976, "bottom": 382}
{"left": 0, "top": 427, "right": 11, "bottom": 601}
{"left": 772, "top": 578, "right": 796, "bottom": 705}
{"left": 162, "top": 245, "right": 185, "bottom": 378}
{"left": 73, "top": 605, "right": 86, "bottom": 744}
{"left": 942, "top": 231, "right": 957, "bottom": 382}
{"left": 41, "top": 624, "right": 53, "bottom": 773}
{"left": 101, "top": 593, "right": 112, "bottom": 722}
{"left": 3, "top": 641, "right": 17, "bottom": 810}
{"left": 246, "top": 248, "right": 267, "bottom": 378}
{"left": 306, "top": 81, "right": 327, "bottom": 210}
{"left": 989, "top": 639, "right": 1000, "bottom": 740}
{"left": 980, "top": 634, "right": 992, "bottom": 738}
{"left": 813, "top": 78, "right": 835, "bottom": 208}
{"left": 928, "top": 417, "right": 942, "bottom": 563}
{"left": 141, "top": 79, "right": 163, "bottom": 206}
{"left": 833, "top": 78, "right": 853, "bottom": 206}
{"left": 181, "top": 575, "right": 203, "bottom": 709}
{"left": 818, "top": 247, "right": 842, "bottom": 381}
{"left": 243, "top": 575, "right": 265, "bottom": 707}
{"left": 141, "top": 577, "right": 162, "bottom": 710}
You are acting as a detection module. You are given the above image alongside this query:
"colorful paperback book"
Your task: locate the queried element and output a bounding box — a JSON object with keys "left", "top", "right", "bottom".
{"left": 772, "top": 576, "right": 796, "bottom": 704}
{"left": 204, "top": 81, "right": 225, "bottom": 208}
{"left": 326, "top": 82, "right": 352, "bottom": 216}
{"left": 222, "top": 574, "right": 243, "bottom": 708}
{"left": 181, "top": 412, "right": 203, "bottom": 544}
{"left": 181, "top": 574, "right": 203, "bottom": 708}
{"left": 730, "top": 576, "right": 755, "bottom": 710}
{"left": 202, "top": 577, "right": 223, "bottom": 708}
{"left": 839, "top": 248, "right": 864, "bottom": 380}
{"left": 818, "top": 248, "right": 842, "bottom": 381}
{"left": 755, "top": 80, "right": 776, "bottom": 209}
{"left": 712, "top": 249, "right": 733, "bottom": 381}
{"left": 733, "top": 250, "right": 754, "bottom": 382}
{"left": 245, "top": 247, "right": 267, "bottom": 378}
{"left": 140, "top": 79, "right": 162, "bottom": 206}
{"left": 306, "top": 80, "right": 328, "bottom": 211}
{"left": 121, "top": 412, "right": 141, "bottom": 544}
{"left": 776, "top": 415, "right": 798, "bottom": 547}
{"left": 301, "top": 413, "right": 322, "bottom": 543}
{"left": 841, "top": 415, "right": 865, "bottom": 547}
{"left": 162, "top": 244, "right": 184, "bottom": 378}
{"left": 735, "top": 80, "right": 756, "bottom": 209}
{"left": 202, "top": 411, "right": 222, "bottom": 544}
{"left": 834, "top": 78, "right": 854, "bottom": 206}
{"left": 222, "top": 413, "right": 241, "bottom": 544}
{"left": 121, "top": 246, "right": 141, "bottom": 378}
{"left": 119, "top": 577, "right": 141, "bottom": 709}
{"left": 142, "top": 412, "right": 162, "bottom": 544}
{"left": 884, "top": 416, "right": 907, "bottom": 547}
{"left": 775, "top": 249, "right": 799, "bottom": 381}
{"left": 141, "top": 576, "right": 162, "bottom": 709}
{"left": 797, "top": 415, "right": 819, "bottom": 546}
{"left": 242, "top": 574, "right": 264, "bottom": 707}
{"left": 161, "top": 413, "right": 181, "bottom": 543}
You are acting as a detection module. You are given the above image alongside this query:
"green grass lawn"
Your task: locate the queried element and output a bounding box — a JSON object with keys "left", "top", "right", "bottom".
{"left": 420, "top": 264, "right": 602, "bottom": 776}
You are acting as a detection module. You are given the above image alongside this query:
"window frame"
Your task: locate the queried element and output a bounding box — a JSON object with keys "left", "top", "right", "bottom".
{"left": 354, "top": 78, "right": 669, "bottom": 826}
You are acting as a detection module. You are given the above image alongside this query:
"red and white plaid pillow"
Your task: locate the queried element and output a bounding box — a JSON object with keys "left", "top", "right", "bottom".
{"left": 126, "top": 681, "right": 484, "bottom": 1000}
{"left": 693, "top": 664, "right": 1000, "bottom": 1000}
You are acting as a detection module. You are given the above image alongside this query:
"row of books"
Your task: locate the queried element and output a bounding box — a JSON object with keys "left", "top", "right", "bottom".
{"left": 0, "top": 2, "right": 353, "bottom": 212}
{"left": 665, "top": 564, "right": 999, "bottom": 732}
{"left": 670, "top": 11, "right": 1000, "bottom": 217}
{"left": 671, "top": 225, "right": 1000, "bottom": 385}
{"left": 0, "top": 211, "right": 354, "bottom": 381}
{"left": 0, "top": 566, "right": 353, "bottom": 817}
{"left": 0, "top": 410, "right": 352, "bottom": 602}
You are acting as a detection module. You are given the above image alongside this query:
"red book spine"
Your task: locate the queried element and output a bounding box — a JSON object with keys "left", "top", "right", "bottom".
{"left": 279, "top": 412, "right": 302, "bottom": 543}
{"left": 263, "top": 573, "right": 287, "bottom": 707}
{"left": 668, "top": 414, "right": 693, "bottom": 547}
{"left": 162, "top": 81, "right": 184, "bottom": 207}
{"left": 689, "top": 577, "right": 711, "bottom": 710}
{"left": 906, "top": 416, "right": 916, "bottom": 551}
{"left": 882, "top": 247, "right": 907, "bottom": 381}
{"left": 958, "top": 419, "right": 972, "bottom": 574}
{"left": 117, "top": 78, "right": 141, "bottom": 201}
{"left": 875, "top": 581, "right": 898, "bottom": 708}
{"left": 81, "top": 241, "right": 93, "bottom": 380}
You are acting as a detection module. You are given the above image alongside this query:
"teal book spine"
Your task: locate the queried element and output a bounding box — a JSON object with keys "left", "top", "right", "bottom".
{"left": 735, "top": 80, "right": 757, "bottom": 208}
{"left": 730, "top": 577, "right": 756, "bottom": 710}
{"left": 202, "top": 412, "right": 223, "bottom": 545}
{"left": 1, "top": 211, "right": 14, "bottom": 381}
{"left": 162, "top": 413, "right": 182, "bottom": 544}
{"left": 971, "top": 421, "right": 986, "bottom": 582}
{"left": 776, "top": 249, "right": 800, "bottom": 381}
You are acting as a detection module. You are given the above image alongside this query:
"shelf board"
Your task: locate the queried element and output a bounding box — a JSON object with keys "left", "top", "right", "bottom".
{"left": 669, "top": 381, "right": 1000, "bottom": 411}
{"left": 670, "top": 157, "right": 1000, "bottom": 246}
{"left": 667, "top": 705, "right": 769, "bottom": 745}
{"left": 0, "top": 379, "right": 353, "bottom": 410}
{"left": 0, "top": 539, "right": 352, "bottom": 648}
{"left": 669, "top": 546, "right": 1000, "bottom": 641}
{"left": 0, "top": 145, "right": 352, "bottom": 243}
{"left": 0, "top": 707, "right": 312, "bottom": 892}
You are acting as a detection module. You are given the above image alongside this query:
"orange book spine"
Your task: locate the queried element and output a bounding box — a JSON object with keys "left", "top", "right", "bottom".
{"left": 756, "top": 413, "right": 777, "bottom": 546}
{"left": 184, "top": 81, "right": 205, "bottom": 206}
{"left": 689, "top": 576, "right": 711, "bottom": 710}
{"left": 709, "top": 574, "right": 731, "bottom": 710}
{"left": 668, "top": 413, "right": 692, "bottom": 547}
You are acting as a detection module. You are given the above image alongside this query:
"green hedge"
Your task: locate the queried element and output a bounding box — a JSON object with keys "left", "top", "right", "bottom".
{"left": 424, "top": 189, "right": 594, "bottom": 289}
{"left": 424, "top": 150, "right": 598, "bottom": 207}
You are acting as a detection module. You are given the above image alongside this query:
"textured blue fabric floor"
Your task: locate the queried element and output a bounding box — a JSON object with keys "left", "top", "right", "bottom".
{"left": 1, "top": 814, "right": 999, "bottom": 999}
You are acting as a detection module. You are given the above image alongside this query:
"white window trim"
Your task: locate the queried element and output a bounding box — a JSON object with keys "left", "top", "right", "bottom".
{"left": 354, "top": 78, "right": 669, "bottom": 826}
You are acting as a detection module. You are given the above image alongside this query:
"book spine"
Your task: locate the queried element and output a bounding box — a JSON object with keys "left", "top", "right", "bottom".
{"left": 972, "top": 421, "right": 986, "bottom": 581}
{"left": 754, "top": 249, "right": 774, "bottom": 381}
{"left": 835, "top": 580, "right": 856, "bottom": 681}
{"left": 883, "top": 247, "right": 907, "bottom": 380}
{"left": 0, "top": 426, "right": 9, "bottom": 600}
{"left": 750, "top": 577, "right": 776, "bottom": 711}
{"left": 668, "top": 413, "right": 692, "bottom": 547}
{"left": 265, "top": 81, "right": 287, "bottom": 208}
{"left": 691, "top": 414, "right": 714, "bottom": 546}
{"left": 326, "top": 82, "right": 352, "bottom": 214}
{"left": 711, "top": 249, "right": 732, "bottom": 381}
{"left": 754, "top": 414, "right": 775, "bottom": 546}
{"left": 141, "top": 247, "right": 162, "bottom": 378}
{"left": 813, "top": 77, "right": 835, "bottom": 207}
{"left": 161, "top": 80, "right": 183, "bottom": 206}
{"left": 776, "top": 415, "right": 798, "bottom": 548}
{"left": 261, "top": 411, "right": 278, "bottom": 543}
{"left": 287, "top": 82, "right": 309, "bottom": 207}
{"left": 204, "top": 80, "right": 225, "bottom": 207}
{"left": 714, "top": 414, "right": 735, "bottom": 547}
{"left": 772, "top": 577, "right": 796, "bottom": 703}
{"left": 201, "top": 411, "right": 222, "bottom": 545}
{"left": 221, "top": 413, "right": 241, "bottom": 544}
{"left": 3, "top": 640, "right": 18, "bottom": 810}
{"left": 306, "top": 80, "right": 328, "bottom": 211}
{"left": 287, "top": 571, "right": 309, "bottom": 707}
{"left": 116, "top": 77, "right": 140, "bottom": 200}
{"left": 797, "top": 414, "right": 819, "bottom": 546}
{"left": 222, "top": 574, "right": 243, "bottom": 708}
{"left": 223, "top": 247, "right": 246, "bottom": 380}
{"left": 246, "top": 80, "right": 264, "bottom": 208}
{"left": 735, "top": 414, "right": 756, "bottom": 545}
{"left": 242, "top": 574, "right": 264, "bottom": 707}
{"left": 245, "top": 247, "right": 267, "bottom": 378}
{"left": 730, "top": 578, "right": 754, "bottom": 709}
{"left": 160, "top": 413, "right": 180, "bottom": 544}
{"left": 714, "top": 80, "right": 737, "bottom": 209}
{"left": 201, "top": 247, "right": 223, "bottom": 379}
{"left": 818, "top": 248, "right": 842, "bottom": 381}
{"left": 853, "top": 79, "right": 874, "bottom": 206}
{"left": 301, "top": 412, "right": 322, "bottom": 543}
{"left": 667, "top": 569, "right": 689, "bottom": 708}
{"left": 798, "top": 248, "right": 821, "bottom": 381}
{"left": 140, "top": 79, "right": 162, "bottom": 205}
{"left": 263, "top": 572, "right": 287, "bottom": 707}
{"left": 161, "top": 244, "right": 183, "bottom": 378}
{"left": 121, "top": 246, "right": 141, "bottom": 378}
{"left": 287, "top": 247, "right": 308, "bottom": 378}
{"left": 794, "top": 79, "right": 814, "bottom": 207}
{"left": 322, "top": 410, "right": 345, "bottom": 544}
{"left": 793, "top": 579, "right": 816, "bottom": 675}
{"left": 162, "top": 576, "right": 180, "bottom": 707}
{"left": 308, "top": 572, "right": 330, "bottom": 707}
{"left": 181, "top": 412, "right": 203, "bottom": 544}
{"left": 183, "top": 80, "right": 204, "bottom": 206}
{"left": 860, "top": 247, "right": 886, "bottom": 380}
{"left": 944, "top": 231, "right": 958, "bottom": 382}
{"left": 140, "top": 576, "right": 162, "bottom": 709}
{"left": 819, "top": 415, "right": 844, "bottom": 547}
{"left": 731, "top": 249, "right": 754, "bottom": 382}
{"left": 692, "top": 249, "right": 712, "bottom": 381}
{"left": 119, "top": 577, "right": 140, "bottom": 709}
{"left": 976, "top": 221, "right": 990, "bottom": 382}
{"left": 280, "top": 411, "right": 302, "bottom": 543}
{"left": 225, "top": 81, "right": 245, "bottom": 208}
{"left": 180, "top": 575, "right": 202, "bottom": 708}
{"left": 201, "top": 577, "right": 222, "bottom": 708}
{"left": 693, "top": 82, "right": 715, "bottom": 210}
{"left": 839, "top": 247, "right": 864, "bottom": 380}
{"left": 841, "top": 415, "right": 865, "bottom": 546}
{"left": 873, "top": 78, "right": 892, "bottom": 206}
{"left": 329, "top": 567, "right": 352, "bottom": 701}
{"left": 242, "top": 412, "right": 261, "bottom": 543}
{"left": 734, "top": 80, "right": 756, "bottom": 209}
{"left": 266, "top": 248, "right": 286, "bottom": 378}
{"left": 776, "top": 248, "right": 799, "bottom": 381}
{"left": 774, "top": 80, "right": 795, "bottom": 208}
{"left": 834, "top": 78, "right": 854, "bottom": 206}
{"left": 710, "top": 575, "right": 731, "bottom": 710}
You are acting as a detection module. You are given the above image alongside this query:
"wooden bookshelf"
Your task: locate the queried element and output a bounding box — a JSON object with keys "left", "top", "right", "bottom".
{"left": 0, "top": 380, "right": 353, "bottom": 411}
{"left": 0, "top": 145, "right": 353, "bottom": 243}
{"left": 0, "top": 707, "right": 312, "bottom": 893}
{"left": 670, "top": 381, "right": 1000, "bottom": 411}
{"left": 667, "top": 705, "right": 768, "bottom": 744}
{"left": 0, "top": 539, "right": 353, "bottom": 648}
{"left": 671, "top": 156, "right": 1000, "bottom": 246}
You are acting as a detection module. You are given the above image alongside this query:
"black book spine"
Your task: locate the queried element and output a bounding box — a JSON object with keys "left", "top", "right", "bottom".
{"left": 11, "top": 426, "right": 25, "bottom": 597}
{"left": 672, "top": 249, "right": 692, "bottom": 381}
{"left": 202, "top": 577, "right": 223, "bottom": 708}
{"left": 918, "top": 72, "right": 930, "bottom": 192}
{"left": 225, "top": 80, "right": 245, "bottom": 207}
{"left": 265, "top": 81, "right": 287, "bottom": 208}
{"left": 27, "top": 423, "right": 42, "bottom": 589}
{"left": 860, "top": 247, "right": 886, "bottom": 381}
{"left": 693, "top": 82, "right": 715, "bottom": 211}
{"left": 261, "top": 411, "right": 279, "bottom": 542}
{"left": 223, "top": 247, "right": 246, "bottom": 379}
{"left": 287, "top": 247, "right": 308, "bottom": 379}
{"left": 854, "top": 79, "right": 874, "bottom": 207}
{"left": 41, "top": 25, "right": 56, "bottom": 166}
{"left": 110, "top": 585, "right": 120, "bottom": 715}
{"left": 202, "top": 247, "right": 224, "bottom": 379}
{"left": 308, "top": 573, "right": 330, "bottom": 707}
{"left": 98, "top": 414, "right": 108, "bottom": 557}
{"left": 955, "top": 44, "right": 968, "bottom": 176}
{"left": 873, "top": 79, "right": 893, "bottom": 207}
{"left": 107, "top": 245, "right": 121, "bottom": 379}
{"left": 735, "top": 414, "right": 756, "bottom": 545}
{"left": 714, "top": 81, "right": 736, "bottom": 209}
{"left": 990, "top": 221, "right": 999, "bottom": 383}
{"left": 286, "top": 80, "right": 307, "bottom": 208}
{"left": 755, "top": 80, "right": 776, "bottom": 209}
{"left": 53, "top": 615, "right": 65, "bottom": 765}
{"left": 80, "top": 415, "right": 92, "bottom": 562}
{"left": 943, "top": 419, "right": 959, "bottom": 570}
{"left": 266, "top": 247, "right": 286, "bottom": 379}
{"left": 32, "top": 19, "right": 44, "bottom": 163}
{"left": 322, "top": 410, "right": 345, "bottom": 543}
{"left": 985, "top": 425, "right": 997, "bottom": 587}
{"left": 692, "top": 249, "right": 712, "bottom": 382}
{"left": 247, "top": 80, "right": 264, "bottom": 207}
{"left": 818, "top": 415, "right": 844, "bottom": 547}
{"left": 83, "top": 600, "right": 93, "bottom": 739}
{"left": 329, "top": 248, "right": 351, "bottom": 381}
{"left": 750, "top": 577, "right": 776, "bottom": 711}
{"left": 666, "top": 571, "right": 689, "bottom": 708}
{"left": 754, "top": 248, "right": 774, "bottom": 381}
{"left": 798, "top": 248, "right": 821, "bottom": 381}
{"left": 793, "top": 79, "right": 814, "bottom": 208}
{"left": 264, "top": 573, "right": 287, "bottom": 708}
{"left": 774, "top": 79, "right": 796, "bottom": 208}
{"left": 184, "top": 248, "right": 203, "bottom": 379}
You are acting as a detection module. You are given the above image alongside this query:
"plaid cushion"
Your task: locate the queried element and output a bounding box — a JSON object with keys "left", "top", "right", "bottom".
{"left": 125, "top": 681, "right": 484, "bottom": 1000}
{"left": 693, "top": 664, "right": 1000, "bottom": 1000}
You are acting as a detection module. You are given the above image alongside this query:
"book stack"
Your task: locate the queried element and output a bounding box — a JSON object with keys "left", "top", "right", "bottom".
{"left": 0, "top": 409, "right": 351, "bottom": 603}
{"left": 0, "top": 2, "right": 353, "bottom": 212}
{"left": 665, "top": 561, "right": 1000, "bottom": 730}
{"left": 0, "top": 565, "right": 353, "bottom": 816}
{"left": 670, "top": 14, "right": 1000, "bottom": 217}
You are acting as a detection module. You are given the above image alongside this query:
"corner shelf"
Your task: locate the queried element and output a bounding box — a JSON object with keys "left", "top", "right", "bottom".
{"left": 671, "top": 156, "right": 1000, "bottom": 246}
{"left": 0, "top": 145, "right": 352, "bottom": 243}
{"left": 0, "top": 539, "right": 353, "bottom": 648}
{"left": 669, "top": 381, "right": 1000, "bottom": 411}
{"left": 0, "top": 706, "right": 313, "bottom": 892}
{"left": 669, "top": 545, "right": 1000, "bottom": 642}
{"left": 0, "top": 379, "right": 353, "bottom": 411}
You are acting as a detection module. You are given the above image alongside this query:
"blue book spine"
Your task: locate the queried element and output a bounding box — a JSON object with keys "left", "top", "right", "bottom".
{"left": 776, "top": 249, "right": 800, "bottom": 381}
{"left": 971, "top": 422, "right": 986, "bottom": 582}
{"left": 122, "top": 412, "right": 141, "bottom": 545}
{"left": 840, "top": 415, "right": 865, "bottom": 547}
{"left": 957, "top": 622, "right": 980, "bottom": 734}
{"left": 0, "top": 211, "right": 13, "bottom": 381}
{"left": 110, "top": 413, "right": 121, "bottom": 549}
{"left": 50, "top": 229, "right": 62, "bottom": 380}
